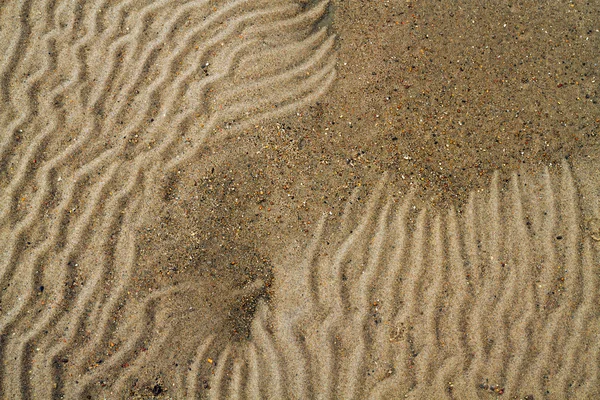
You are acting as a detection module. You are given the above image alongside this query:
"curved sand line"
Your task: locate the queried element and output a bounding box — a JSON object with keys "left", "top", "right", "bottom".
{"left": 0, "top": 0, "right": 336, "bottom": 398}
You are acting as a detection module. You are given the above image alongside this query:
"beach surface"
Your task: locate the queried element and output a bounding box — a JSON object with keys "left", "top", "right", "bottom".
{"left": 0, "top": 0, "right": 599, "bottom": 398}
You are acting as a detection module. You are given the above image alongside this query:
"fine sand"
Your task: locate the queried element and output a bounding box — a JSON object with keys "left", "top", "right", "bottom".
{"left": 0, "top": 0, "right": 599, "bottom": 399}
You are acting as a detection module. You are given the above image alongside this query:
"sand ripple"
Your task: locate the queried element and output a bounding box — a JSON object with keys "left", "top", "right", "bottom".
{"left": 0, "top": 0, "right": 335, "bottom": 398}
{"left": 204, "top": 161, "right": 599, "bottom": 399}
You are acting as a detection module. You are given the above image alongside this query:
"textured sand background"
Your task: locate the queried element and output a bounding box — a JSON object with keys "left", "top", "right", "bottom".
{"left": 0, "top": 0, "right": 599, "bottom": 398}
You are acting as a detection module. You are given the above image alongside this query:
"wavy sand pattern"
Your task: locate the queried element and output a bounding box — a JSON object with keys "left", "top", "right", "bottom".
{"left": 0, "top": 0, "right": 334, "bottom": 398}
{"left": 208, "top": 161, "right": 598, "bottom": 399}
{"left": 2, "top": 0, "right": 600, "bottom": 399}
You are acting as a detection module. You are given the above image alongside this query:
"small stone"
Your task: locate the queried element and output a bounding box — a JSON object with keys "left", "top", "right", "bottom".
{"left": 152, "top": 384, "right": 163, "bottom": 395}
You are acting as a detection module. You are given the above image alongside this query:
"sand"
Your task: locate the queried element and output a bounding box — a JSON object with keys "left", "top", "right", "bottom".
{"left": 0, "top": 0, "right": 599, "bottom": 398}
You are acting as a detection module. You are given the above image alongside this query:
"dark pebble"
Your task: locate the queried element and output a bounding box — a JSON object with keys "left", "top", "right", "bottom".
{"left": 152, "top": 384, "right": 163, "bottom": 395}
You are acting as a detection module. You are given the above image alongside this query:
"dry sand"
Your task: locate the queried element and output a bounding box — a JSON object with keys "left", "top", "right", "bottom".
{"left": 0, "top": 0, "right": 599, "bottom": 398}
